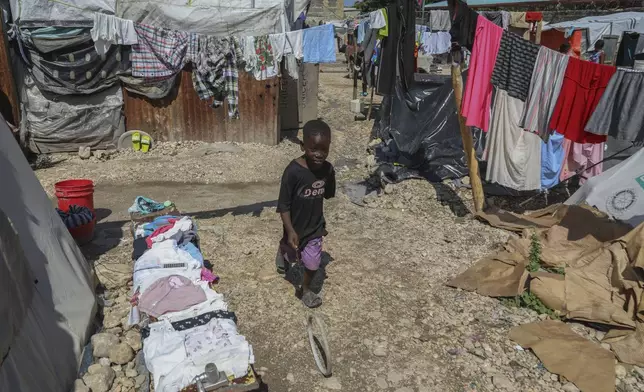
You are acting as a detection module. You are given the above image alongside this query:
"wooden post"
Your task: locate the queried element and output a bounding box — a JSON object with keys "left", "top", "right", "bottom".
{"left": 451, "top": 49, "right": 484, "bottom": 212}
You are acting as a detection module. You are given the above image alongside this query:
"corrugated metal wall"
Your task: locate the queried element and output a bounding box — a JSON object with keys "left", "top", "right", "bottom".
{"left": 123, "top": 68, "right": 280, "bottom": 145}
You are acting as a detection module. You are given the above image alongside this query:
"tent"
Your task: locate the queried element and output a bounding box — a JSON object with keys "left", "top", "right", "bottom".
{"left": 566, "top": 147, "right": 644, "bottom": 228}
{"left": 544, "top": 12, "right": 644, "bottom": 49}
{"left": 0, "top": 115, "right": 97, "bottom": 392}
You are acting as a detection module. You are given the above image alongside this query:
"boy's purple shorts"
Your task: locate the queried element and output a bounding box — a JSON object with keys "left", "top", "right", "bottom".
{"left": 279, "top": 237, "right": 323, "bottom": 271}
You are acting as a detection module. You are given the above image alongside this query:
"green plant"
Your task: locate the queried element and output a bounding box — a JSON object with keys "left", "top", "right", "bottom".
{"left": 527, "top": 233, "right": 542, "bottom": 272}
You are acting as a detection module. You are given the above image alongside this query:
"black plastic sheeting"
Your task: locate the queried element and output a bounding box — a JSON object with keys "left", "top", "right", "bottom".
{"left": 372, "top": 71, "right": 486, "bottom": 183}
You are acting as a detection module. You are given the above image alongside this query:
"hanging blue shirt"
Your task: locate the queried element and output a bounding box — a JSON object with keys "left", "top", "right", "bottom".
{"left": 303, "top": 24, "right": 336, "bottom": 63}
{"left": 541, "top": 132, "right": 565, "bottom": 189}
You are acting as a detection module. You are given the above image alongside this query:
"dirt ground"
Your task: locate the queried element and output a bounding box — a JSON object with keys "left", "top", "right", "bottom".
{"left": 36, "top": 61, "right": 613, "bottom": 392}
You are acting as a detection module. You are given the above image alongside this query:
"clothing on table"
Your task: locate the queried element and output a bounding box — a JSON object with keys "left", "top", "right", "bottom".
{"left": 302, "top": 24, "right": 336, "bottom": 63}
{"left": 159, "top": 283, "right": 228, "bottom": 323}
{"left": 461, "top": 15, "right": 503, "bottom": 132}
{"left": 243, "top": 35, "right": 278, "bottom": 81}
{"left": 91, "top": 13, "right": 137, "bottom": 56}
{"left": 138, "top": 275, "right": 207, "bottom": 318}
{"left": 269, "top": 30, "right": 303, "bottom": 63}
{"left": 192, "top": 36, "right": 241, "bottom": 119}
{"left": 560, "top": 140, "right": 604, "bottom": 185}
{"left": 420, "top": 32, "right": 451, "bottom": 55}
{"left": 128, "top": 196, "right": 166, "bottom": 215}
{"left": 132, "top": 24, "right": 189, "bottom": 79}
{"left": 277, "top": 160, "right": 336, "bottom": 248}
{"left": 616, "top": 32, "right": 640, "bottom": 67}
{"left": 484, "top": 89, "right": 542, "bottom": 191}
{"left": 491, "top": 31, "right": 540, "bottom": 102}
{"left": 541, "top": 132, "right": 565, "bottom": 189}
{"left": 429, "top": 10, "right": 451, "bottom": 31}
{"left": 140, "top": 310, "right": 238, "bottom": 340}
{"left": 549, "top": 57, "right": 615, "bottom": 144}
{"left": 585, "top": 68, "right": 644, "bottom": 144}
{"left": 369, "top": 9, "right": 387, "bottom": 29}
{"left": 182, "top": 242, "right": 204, "bottom": 265}
{"left": 277, "top": 236, "right": 323, "bottom": 271}
{"left": 520, "top": 47, "right": 569, "bottom": 140}
{"left": 147, "top": 216, "right": 197, "bottom": 248}
{"left": 132, "top": 237, "right": 149, "bottom": 260}
{"left": 449, "top": 0, "right": 478, "bottom": 51}
{"left": 144, "top": 318, "right": 253, "bottom": 392}
{"left": 132, "top": 240, "right": 202, "bottom": 296}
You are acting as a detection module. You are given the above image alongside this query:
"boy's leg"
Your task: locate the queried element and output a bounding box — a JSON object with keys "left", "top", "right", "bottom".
{"left": 298, "top": 238, "right": 323, "bottom": 308}
{"left": 276, "top": 237, "right": 295, "bottom": 274}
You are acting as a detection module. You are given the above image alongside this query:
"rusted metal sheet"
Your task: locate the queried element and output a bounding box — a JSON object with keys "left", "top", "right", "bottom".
{"left": 0, "top": 22, "right": 20, "bottom": 127}
{"left": 123, "top": 68, "right": 280, "bottom": 145}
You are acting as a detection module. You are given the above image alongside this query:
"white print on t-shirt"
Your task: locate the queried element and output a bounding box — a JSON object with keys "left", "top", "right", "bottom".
{"left": 301, "top": 180, "right": 326, "bottom": 198}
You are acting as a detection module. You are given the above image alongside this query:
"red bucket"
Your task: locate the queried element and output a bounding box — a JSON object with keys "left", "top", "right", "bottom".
{"left": 55, "top": 179, "right": 95, "bottom": 214}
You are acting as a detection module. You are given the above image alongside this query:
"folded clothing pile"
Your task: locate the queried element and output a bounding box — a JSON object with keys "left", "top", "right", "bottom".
{"left": 56, "top": 205, "right": 95, "bottom": 229}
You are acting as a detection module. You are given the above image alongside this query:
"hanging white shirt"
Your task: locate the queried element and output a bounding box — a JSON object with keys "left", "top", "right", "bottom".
{"left": 91, "top": 13, "right": 138, "bottom": 56}
{"left": 268, "top": 30, "right": 304, "bottom": 62}
{"left": 369, "top": 9, "right": 387, "bottom": 29}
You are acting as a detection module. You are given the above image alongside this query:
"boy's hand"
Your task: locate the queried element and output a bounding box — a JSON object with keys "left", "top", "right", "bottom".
{"left": 287, "top": 230, "right": 299, "bottom": 250}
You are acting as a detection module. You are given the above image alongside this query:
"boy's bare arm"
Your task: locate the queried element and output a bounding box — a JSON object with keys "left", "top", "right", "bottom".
{"left": 280, "top": 211, "right": 299, "bottom": 249}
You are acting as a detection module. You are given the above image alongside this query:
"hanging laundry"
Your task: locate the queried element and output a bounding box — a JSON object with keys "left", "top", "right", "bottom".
{"left": 585, "top": 68, "right": 644, "bottom": 144}
{"left": 420, "top": 32, "right": 451, "bottom": 55}
{"left": 449, "top": 0, "right": 477, "bottom": 50}
{"left": 616, "top": 32, "right": 640, "bottom": 67}
{"left": 525, "top": 12, "right": 543, "bottom": 22}
{"left": 269, "top": 30, "right": 303, "bottom": 62}
{"left": 138, "top": 275, "right": 207, "bottom": 318}
{"left": 541, "top": 132, "right": 566, "bottom": 189}
{"left": 481, "top": 12, "right": 504, "bottom": 29}
{"left": 242, "top": 36, "right": 278, "bottom": 81}
{"left": 636, "top": 34, "right": 644, "bottom": 56}
{"left": 430, "top": 10, "right": 451, "bottom": 31}
{"left": 502, "top": 11, "right": 511, "bottom": 30}
{"left": 560, "top": 140, "right": 604, "bottom": 184}
{"left": 520, "top": 47, "right": 570, "bottom": 140}
{"left": 491, "top": 31, "right": 540, "bottom": 102}
{"left": 461, "top": 15, "right": 503, "bottom": 132}
{"left": 303, "top": 24, "right": 336, "bottom": 63}
{"left": 509, "top": 12, "right": 529, "bottom": 29}
{"left": 192, "top": 36, "right": 241, "bottom": 119}
{"left": 357, "top": 20, "right": 369, "bottom": 44}
{"left": 369, "top": 8, "right": 387, "bottom": 30}
{"left": 485, "top": 89, "right": 542, "bottom": 191}
{"left": 132, "top": 24, "right": 190, "bottom": 79}
{"left": 378, "top": 8, "right": 389, "bottom": 37}
{"left": 91, "top": 13, "right": 138, "bottom": 56}
{"left": 549, "top": 57, "right": 615, "bottom": 144}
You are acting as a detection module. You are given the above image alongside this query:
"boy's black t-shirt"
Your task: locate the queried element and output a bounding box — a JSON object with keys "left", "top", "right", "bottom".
{"left": 277, "top": 159, "right": 336, "bottom": 247}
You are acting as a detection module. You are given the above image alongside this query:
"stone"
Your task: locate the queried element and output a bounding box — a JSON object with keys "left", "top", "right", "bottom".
{"left": 134, "top": 375, "right": 146, "bottom": 388}
{"left": 561, "top": 382, "right": 580, "bottom": 392}
{"left": 394, "top": 388, "right": 414, "bottom": 392}
{"left": 616, "top": 365, "right": 628, "bottom": 379}
{"left": 93, "top": 150, "right": 108, "bottom": 160}
{"left": 79, "top": 146, "right": 91, "bottom": 159}
{"left": 387, "top": 370, "right": 403, "bottom": 385}
{"left": 373, "top": 345, "right": 387, "bottom": 357}
{"left": 286, "top": 373, "right": 295, "bottom": 383}
{"left": 91, "top": 333, "right": 120, "bottom": 358}
{"left": 601, "top": 343, "right": 611, "bottom": 350}
{"left": 384, "top": 183, "right": 395, "bottom": 194}
{"left": 375, "top": 377, "right": 388, "bottom": 389}
{"left": 124, "top": 330, "right": 142, "bottom": 351}
{"left": 322, "top": 376, "right": 342, "bottom": 390}
{"left": 125, "top": 368, "right": 138, "bottom": 378}
{"left": 115, "top": 376, "right": 135, "bottom": 389}
{"left": 492, "top": 374, "right": 513, "bottom": 390}
{"left": 550, "top": 373, "right": 559, "bottom": 382}
{"left": 99, "top": 357, "right": 111, "bottom": 367}
{"left": 102, "top": 304, "right": 130, "bottom": 329}
{"left": 109, "top": 343, "right": 135, "bottom": 365}
{"left": 462, "top": 176, "right": 471, "bottom": 185}
{"left": 83, "top": 365, "right": 115, "bottom": 392}
{"left": 112, "top": 365, "right": 122, "bottom": 372}
{"left": 95, "top": 263, "right": 131, "bottom": 289}
{"left": 74, "top": 379, "right": 90, "bottom": 392}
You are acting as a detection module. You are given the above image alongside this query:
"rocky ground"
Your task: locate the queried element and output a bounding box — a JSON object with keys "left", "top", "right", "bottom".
{"left": 36, "top": 60, "right": 644, "bottom": 392}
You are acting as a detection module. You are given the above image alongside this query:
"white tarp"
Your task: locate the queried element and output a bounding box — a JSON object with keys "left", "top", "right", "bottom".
{"left": 545, "top": 12, "right": 644, "bottom": 48}
{"left": 0, "top": 115, "right": 96, "bottom": 392}
{"left": 566, "top": 147, "right": 644, "bottom": 228}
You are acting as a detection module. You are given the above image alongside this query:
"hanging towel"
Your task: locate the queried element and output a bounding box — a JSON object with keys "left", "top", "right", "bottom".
{"left": 269, "top": 30, "right": 304, "bottom": 62}
{"left": 549, "top": 57, "right": 615, "bottom": 144}
{"left": 541, "top": 132, "right": 565, "bottom": 189}
{"left": 484, "top": 89, "right": 542, "bottom": 191}
{"left": 420, "top": 32, "right": 451, "bottom": 55}
{"left": 91, "top": 13, "right": 137, "bottom": 56}
{"left": 369, "top": 9, "right": 387, "bottom": 30}
{"left": 491, "top": 31, "right": 540, "bottom": 102}
{"left": 132, "top": 23, "right": 189, "bottom": 79}
{"left": 429, "top": 10, "right": 451, "bottom": 31}
{"left": 461, "top": 15, "right": 503, "bottom": 132}
{"left": 585, "top": 68, "right": 644, "bottom": 144}
{"left": 303, "top": 24, "right": 336, "bottom": 63}
{"left": 520, "top": 47, "right": 570, "bottom": 140}
{"left": 242, "top": 36, "right": 279, "bottom": 81}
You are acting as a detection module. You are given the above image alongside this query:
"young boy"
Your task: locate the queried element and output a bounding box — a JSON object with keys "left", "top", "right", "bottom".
{"left": 587, "top": 39, "right": 605, "bottom": 64}
{"left": 276, "top": 120, "right": 336, "bottom": 308}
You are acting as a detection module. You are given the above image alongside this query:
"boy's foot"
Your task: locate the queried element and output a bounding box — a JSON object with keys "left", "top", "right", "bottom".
{"left": 296, "top": 288, "right": 322, "bottom": 308}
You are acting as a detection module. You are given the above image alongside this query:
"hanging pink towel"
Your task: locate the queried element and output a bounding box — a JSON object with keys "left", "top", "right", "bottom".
{"left": 461, "top": 15, "right": 503, "bottom": 132}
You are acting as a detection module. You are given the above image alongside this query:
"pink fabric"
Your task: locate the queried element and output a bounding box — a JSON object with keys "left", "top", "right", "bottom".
{"left": 145, "top": 218, "right": 178, "bottom": 248}
{"left": 201, "top": 268, "right": 219, "bottom": 284}
{"left": 461, "top": 15, "right": 503, "bottom": 132}
{"left": 138, "top": 275, "right": 206, "bottom": 318}
{"left": 559, "top": 140, "right": 604, "bottom": 184}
